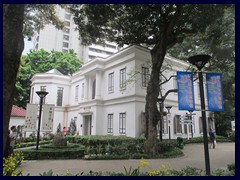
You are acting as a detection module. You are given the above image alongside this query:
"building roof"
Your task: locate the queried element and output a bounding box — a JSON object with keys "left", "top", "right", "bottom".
{"left": 46, "top": 69, "right": 63, "bottom": 75}
{"left": 11, "top": 105, "right": 26, "bottom": 117}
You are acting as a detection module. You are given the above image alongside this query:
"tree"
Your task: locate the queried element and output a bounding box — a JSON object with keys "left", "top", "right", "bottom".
{"left": 70, "top": 4, "right": 231, "bottom": 155}
{"left": 3, "top": 4, "right": 66, "bottom": 157}
{"left": 4, "top": 4, "right": 25, "bottom": 158}
{"left": 14, "top": 49, "right": 83, "bottom": 109}
{"left": 168, "top": 6, "right": 235, "bottom": 136}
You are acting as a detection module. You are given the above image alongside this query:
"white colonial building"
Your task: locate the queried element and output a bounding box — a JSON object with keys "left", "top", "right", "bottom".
{"left": 29, "top": 45, "right": 215, "bottom": 139}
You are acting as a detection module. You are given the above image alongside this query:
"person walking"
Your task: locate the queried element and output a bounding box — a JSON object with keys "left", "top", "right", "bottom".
{"left": 209, "top": 128, "right": 216, "bottom": 149}
{"left": 9, "top": 126, "right": 17, "bottom": 154}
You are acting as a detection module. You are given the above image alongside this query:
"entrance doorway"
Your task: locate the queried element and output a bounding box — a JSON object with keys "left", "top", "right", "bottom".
{"left": 83, "top": 115, "right": 92, "bottom": 135}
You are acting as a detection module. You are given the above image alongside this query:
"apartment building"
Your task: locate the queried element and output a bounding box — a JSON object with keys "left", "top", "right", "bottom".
{"left": 32, "top": 6, "right": 120, "bottom": 63}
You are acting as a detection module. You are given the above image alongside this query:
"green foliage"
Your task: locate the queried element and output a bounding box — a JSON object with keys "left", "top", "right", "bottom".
{"left": 176, "top": 137, "right": 184, "bottom": 149}
{"left": 67, "top": 135, "right": 182, "bottom": 160}
{"left": 52, "top": 133, "right": 67, "bottom": 147}
{"left": 168, "top": 6, "right": 235, "bottom": 137}
{"left": 14, "top": 49, "right": 83, "bottom": 108}
{"left": 228, "top": 131, "right": 235, "bottom": 142}
{"left": 39, "top": 169, "right": 54, "bottom": 176}
{"left": 69, "top": 4, "right": 231, "bottom": 154}
{"left": 227, "top": 163, "right": 235, "bottom": 172}
{"left": 23, "top": 5, "right": 67, "bottom": 39}
{"left": 3, "top": 151, "right": 24, "bottom": 176}
{"left": 20, "top": 143, "right": 85, "bottom": 160}
{"left": 171, "top": 166, "right": 203, "bottom": 176}
{"left": 211, "top": 168, "right": 235, "bottom": 176}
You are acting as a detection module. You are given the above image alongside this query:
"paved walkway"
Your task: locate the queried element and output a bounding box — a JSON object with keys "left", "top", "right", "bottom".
{"left": 18, "top": 142, "right": 235, "bottom": 176}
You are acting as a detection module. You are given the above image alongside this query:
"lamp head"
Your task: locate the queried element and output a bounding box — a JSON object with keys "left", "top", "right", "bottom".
{"left": 188, "top": 54, "right": 211, "bottom": 71}
{"left": 165, "top": 106, "right": 172, "bottom": 113}
{"left": 36, "top": 91, "right": 48, "bottom": 98}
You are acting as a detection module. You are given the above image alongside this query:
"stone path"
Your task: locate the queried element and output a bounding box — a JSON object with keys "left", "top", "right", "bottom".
{"left": 18, "top": 142, "right": 235, "bottom": 176}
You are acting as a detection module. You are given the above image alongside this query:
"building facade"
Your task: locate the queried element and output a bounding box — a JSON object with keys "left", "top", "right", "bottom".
{"left": 29, "top": 45, "right": 215, "bottom": 139}
{"left": 32, "top": 6, "right": 120, "bottom": 63}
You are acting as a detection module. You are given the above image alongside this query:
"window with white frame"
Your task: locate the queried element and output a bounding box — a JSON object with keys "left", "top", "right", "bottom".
{"left": 64, "top": 21, "right": 70, "bottom": 27}
{"left": 63, "top": 35, "right": 69, "bottom": 41}
{"left": 63, "top": 42, "right": 69, "bottom": 48}
{"left": 174, "top": 115, "right": 182, "bottom": 134}
{"left": 107, "top": 114, "right": 113, "bottom": 133}
{"left": 40, "top": 86, "right": 46, "bottom": 92}
{"left": 75, "top": 85, "right": 79, "bottom": 102}
{"left": 56, "top": 87, "right": 64, "bottom": 106}
{"left": 199, "top": 117, "right": 203, "bottom": 134}
{"left": 119, "top": 113, "right": 126, "bottom": 134}
{"left": 120, "top": 68, "right": 126, "bottom": 89}
{"left": 142, "top": 66, "right": 149, "bottom": 87}
{"left": 108, "top": 72, "right": 114, "bottom": 93}
{"left": 163, "top": 116, "right": 168, "bottom": 134}
{"left": 64, "top": 28, "right": 70, "bottom": 34}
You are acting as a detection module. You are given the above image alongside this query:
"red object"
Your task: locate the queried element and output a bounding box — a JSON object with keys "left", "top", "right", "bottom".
{"left": 62, "top": 128, "right": 67, "bottom": 136}
{"left": 11, "top": 105, "right": 26, "bottom": 117}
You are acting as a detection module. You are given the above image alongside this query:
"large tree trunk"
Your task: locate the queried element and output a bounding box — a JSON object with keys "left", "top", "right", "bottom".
{"left": 145, "top": 43, "right": 167, "bottom": 156}
{"left": 3, "top": 4, "right": 25, "bottom": 157}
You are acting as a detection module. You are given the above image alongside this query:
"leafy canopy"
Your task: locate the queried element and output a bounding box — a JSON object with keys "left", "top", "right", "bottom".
{"left": 14, "top": 49, "right": 83, "bottom": 108}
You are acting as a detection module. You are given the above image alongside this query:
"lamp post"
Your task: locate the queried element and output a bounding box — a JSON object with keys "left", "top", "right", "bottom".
{"left": 36, "top": 91, "right": 48, "bottom": 150}
{"left": 165, "top": 106, "right": 172, "bottom": 140}
{"left": 188, "top": 54, "right": 211, "bottom": 176}
{"left": 158, "top": 99, "right": 164, "bottom": 141}
{"left": 188, "top": 110, "right": 194, "bottom": 138}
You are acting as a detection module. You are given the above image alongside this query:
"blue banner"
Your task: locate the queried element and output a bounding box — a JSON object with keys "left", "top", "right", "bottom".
{"left": 206, "top": 73, "right": 224, "bottom": 111}
{"left": 177, "top": 71, "right": 195, "bottom": 111}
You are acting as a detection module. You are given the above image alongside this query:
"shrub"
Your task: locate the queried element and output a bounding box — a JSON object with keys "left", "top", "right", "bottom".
{"left": 3, "top": 151, "right": 24, "bottom": 176}
{"left": 171, "top": 166, "right": 203, "bottom": 176}
{"left": 176, "top": 137, "right": 184, "bottom": 149}
{"left": 228, "top": 131, "right": 235, "bottom": 142}
{"left": 52, "top": 133, "right": 67, "bottom": 147}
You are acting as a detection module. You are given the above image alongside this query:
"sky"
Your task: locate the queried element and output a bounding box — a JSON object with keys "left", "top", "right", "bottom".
{"left": 22, "top": 38, "right": 33, "bottom": 55}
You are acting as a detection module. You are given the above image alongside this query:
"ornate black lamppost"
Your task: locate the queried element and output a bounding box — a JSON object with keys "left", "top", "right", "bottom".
{"left": 188, "top": 54, "right": 211, "bottom": 176}
{"left": 165, "top": 106, "right": 172, "bottom": 140}
{"left": 36, "top": 91, "right": 48, "bottom": 150}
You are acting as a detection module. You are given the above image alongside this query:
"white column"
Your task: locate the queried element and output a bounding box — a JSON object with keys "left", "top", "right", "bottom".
{"left": 95, "top": 70, "right": 102, "bottom": 99}
{"left": 88, "top": 77, "right": 92, "bottom": 99}
{"left": 84, "top": 76, "right": 89, "bottom": 100}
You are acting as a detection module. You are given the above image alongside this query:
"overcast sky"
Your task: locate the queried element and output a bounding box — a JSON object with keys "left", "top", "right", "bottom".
{"left": 22, "top": 38, "right": 33, "bottom": 55}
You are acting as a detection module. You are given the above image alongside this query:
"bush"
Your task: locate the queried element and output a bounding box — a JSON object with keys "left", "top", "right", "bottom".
{"left": 176, "top": 137, "right": 184, "bottom": 149}
{"left": 52, "top": 133, "right": 67, "bottom": 147}
{"left": 228, "top": 131, "right": 235, "bottom": 142}
{"left": 18, "top": 143, "right": 85, "bottom": 160}
{"left": 3, "top": 151, "right": 24, "bottom": 176}
{"left": 171, "top": 166, "right": 203, "bottom": 176}
{"left": 227, "top": 163, "right": 235, "bottom": 171}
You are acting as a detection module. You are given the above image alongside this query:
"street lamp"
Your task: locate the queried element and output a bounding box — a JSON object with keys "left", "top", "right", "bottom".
{"left": 165, "top": 106, "right": 172, "bottom": 140}
{"left": 36, "top": 91, "right": 48, "bottom": 150}
{"left": 188, "top": 54, "right": 211, "bottom": 176}
{"left": 157, "top": 99, "right": 164, "bottom": 141}
{"left": 188, "top": 110, "right": 195, "bottom": 139}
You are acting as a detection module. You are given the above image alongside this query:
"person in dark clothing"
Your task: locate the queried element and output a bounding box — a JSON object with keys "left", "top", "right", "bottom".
{"left": 209, "top": 128, "right": 216, "bottom": 149}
